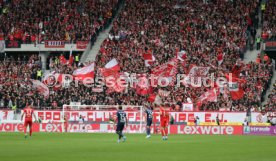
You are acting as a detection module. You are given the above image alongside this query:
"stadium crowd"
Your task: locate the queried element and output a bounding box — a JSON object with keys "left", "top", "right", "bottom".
{"left": 0, "top": 0, "right": 275, "bottom": 112}
{"left": 264, "top": 80, "right": 276, "bottom": 111}
{"left": 263, "top": 0, "right": 276, "bottom": 40}
{"left": 0, "top": 0, "right": 120, "bottom": 43}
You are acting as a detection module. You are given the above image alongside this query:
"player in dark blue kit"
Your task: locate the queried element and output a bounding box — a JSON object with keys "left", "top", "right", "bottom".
{"left": 115, "top": 106, "right": 128, "bottom": 143}
{"left": 145, "top": 106, "right": 153, "bottom": 138}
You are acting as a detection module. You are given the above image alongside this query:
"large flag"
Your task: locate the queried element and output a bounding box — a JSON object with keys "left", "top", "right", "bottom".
{"left": 225, "top": 74, "right": 246, "bottom": 100}
{"left": 105, "top": 58, "right": 120, "bottom": 71}
{"left": 197, "top": 88, "right": 219, "bottom": 107}
{"left": 73, "top": 63, "right": 95, "bottom": 81}
{"left": 31, "top": 79, "right": 49, "bottom": 98}
{"left": 151, "top": 58, "right": 178, "bottom": 86}
{"left": 101, "top": 58, "right": 120, "bottom": 77}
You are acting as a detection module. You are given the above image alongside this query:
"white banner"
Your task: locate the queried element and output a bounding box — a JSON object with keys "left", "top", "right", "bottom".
{"left": 1, "top": 110, "right": 275, "bottom": 124}
{"left": 182, "top": 103, "right": 193, "bottom": 111}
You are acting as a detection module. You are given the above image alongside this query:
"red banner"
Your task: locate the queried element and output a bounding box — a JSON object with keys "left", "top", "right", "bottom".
{"left": 76, "top": 41, "right": 89, "bottom": 49}
{"left": 45, "top": 41, "right": 65, "bottom": 48}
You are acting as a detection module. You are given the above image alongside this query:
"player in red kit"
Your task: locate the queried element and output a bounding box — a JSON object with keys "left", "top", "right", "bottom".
{"left": 21, "top": 105, "right": 37, "bottom": 138}
{"left": 159, "top": 104, "right": 170, "bottom": 140}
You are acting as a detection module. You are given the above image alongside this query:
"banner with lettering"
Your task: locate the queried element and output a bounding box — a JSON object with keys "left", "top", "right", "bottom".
{"left": 1, "top": 110, "right": 274, "bottom": 124}
{"left": 76, "top": 41, "right": 89, "bottom": 49}
{"left": 45, "top": 41, "right": 65, "bottom": 48}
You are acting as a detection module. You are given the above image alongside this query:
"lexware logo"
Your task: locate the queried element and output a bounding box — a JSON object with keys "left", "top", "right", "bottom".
{"left": 177, "top": 126, "right": 234, "bottom": 135}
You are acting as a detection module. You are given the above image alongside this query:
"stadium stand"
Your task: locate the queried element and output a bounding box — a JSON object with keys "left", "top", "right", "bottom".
{"left": 0, "top": 0, "right": 120, "bottom": 43}
{"left": 0, "top": 0, "right": 274, "bottom": 112}
{"left": 263, "top": 0, "right": 276, "bottom": 40}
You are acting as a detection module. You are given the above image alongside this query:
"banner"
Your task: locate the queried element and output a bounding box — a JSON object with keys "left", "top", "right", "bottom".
{"left": 243, "top": 126, "right": 276, "bottom": 135}
{"left": 0, "top": 123, "right": 244, "bottom": 135}
{"left": 182, "top": 103, "right": 193, "bottom": 111}
{"left": 265, "top": 40, "right": 276, "bottom": 51}
{"left": 0, "top": 40, "right": 4, "bottom": 53}
{"left": 76, "top": 41, "right": 89, "bottom": 49}
{"left": 5, "top": 40, "right": 21, "bottom": 48}
{"left": 0, "top": 110, "right": 274, "bottom": 124}
{"left": 45, "top": 41, "right": 65, "bottom": 48}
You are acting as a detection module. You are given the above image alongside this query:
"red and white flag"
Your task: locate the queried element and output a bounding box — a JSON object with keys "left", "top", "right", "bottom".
{"left": 73, "top": 63, "right": 95, "bottom": 81}
{"left": 59, "top": 55, "right": 67, "bottom": 65}
{"left": 151, "top": 58, "right": 178, "bottom": 86}
{"left": 184, "top": 65, "right": 210, "bottom": 86}
{"left": 31, "top": 79, "right": 49, "bottom": 98}
{"left": 217, "top": 53, "right": 224, "bottom": 65}
{"left": 135, "top": 74, "right": 153, "bottom": 95}
{"left": 105, "top": 58, "right": 120, "bottom": 71}
{"left": 177, "top": 50, "right": 187, "bottom": 61}
{"left": 197, "top": 88, "right": 219, "bottom": 107}
{"left": 225, "top": 73, "right": 246, "bottom": 100}
{"left": 188, "top": 65, "right": 210, "bottom": 76}
{"left": 143, "top": 50, "right": 156, "bottom": 67}
{"left": 158, "top": 89, "right": 171, "bottom": 97}
{"left": 68, "top": 50, "right": 74, "bottom": 66}
{"left": 148, "top": 93, "right": 162, "bottom": 105}
{"left": 105, "top": 73, "right": 128, "bottom": 93}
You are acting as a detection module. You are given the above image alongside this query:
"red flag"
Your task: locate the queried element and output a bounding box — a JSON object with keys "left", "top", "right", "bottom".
{"left": 197, "top": 88, "right": 219, "bottom": 107}
{"left": 217, "top": 53, "right": 224, "bottom": 65}
{"left": 151, "top": 58, "right": 178, "bottom": 86}
{"left": 231, "top": 64, "right": 244, "bottom": 77}
{"left": 105, "top": 58, "right": 120, "bottom": 71}
{"left": 135, "top": 74, "right": 153, "bottom": 95}
{"left": 143, "top": 50, "right": 155, "bottom": 67}
{"left": 59, "top": 55, "right": 67, "bottom": 65}
{"left": 68, "top": 50, "right": 74, "bottom": 66}
{"left": 177, "top": 50, "right": 187, "bottom": 61}
{"left": 73, "top": 63, "right": 95, "bottom": 81}
{"left": 31, "top": 79, "right": 49, "bottom": 98}
{"left": 105, "top": 73, "right": 128, "bottom": 93}
{"left": 225, "top": 74, "right": 246, "bottom": 100}
{"left": 148, "top": 94, "right": 162, "bottom": 105}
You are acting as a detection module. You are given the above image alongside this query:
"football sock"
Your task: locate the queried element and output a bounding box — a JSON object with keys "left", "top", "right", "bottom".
{"left": 147, "top": 127, "right": 150, "bottom": 135}
{"left": 165, "top": 128, "right": 168, "bottom": 136}
{"left": 30, "top": 127, "right": 32, "bottom": 136}
{"left": 24, "top": 126, "right": 27, "bottom": 135}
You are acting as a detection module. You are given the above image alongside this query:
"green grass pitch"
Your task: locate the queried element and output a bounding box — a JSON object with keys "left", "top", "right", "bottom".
{"left": 0, "top": 133, "right": 275, "bottom": 161}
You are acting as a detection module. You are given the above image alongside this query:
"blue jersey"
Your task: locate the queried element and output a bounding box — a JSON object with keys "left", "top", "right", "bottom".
{"left": 117, "top": 110, "right": 127, "bottom": 123}
{"left": 145, "top": 108, "right": 153, "bottom": 120}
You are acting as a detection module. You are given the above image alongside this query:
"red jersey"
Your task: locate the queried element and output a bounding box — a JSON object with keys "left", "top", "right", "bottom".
{"left": 23, "top": 106, "right": 34, "bottom": 121}
{"left": 160, "top": 107, "right": 169, "bottom": 120}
